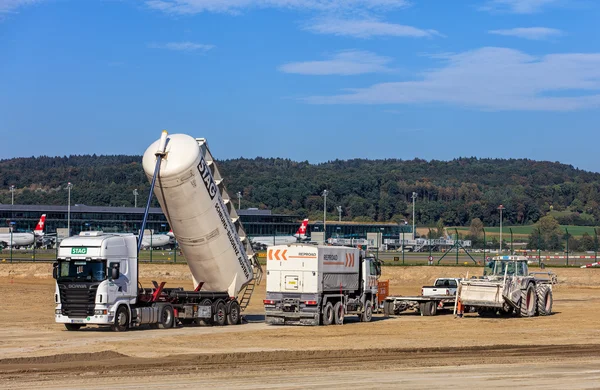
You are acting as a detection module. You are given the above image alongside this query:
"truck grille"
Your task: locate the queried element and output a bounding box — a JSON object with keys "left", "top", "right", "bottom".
{"left": 59, "top": 284, "right": 98, "bottom": 318}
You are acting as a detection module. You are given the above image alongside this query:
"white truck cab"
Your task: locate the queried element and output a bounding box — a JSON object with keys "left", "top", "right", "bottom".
{"left": 54, "top": 231, "right": 137, "bottom": 331}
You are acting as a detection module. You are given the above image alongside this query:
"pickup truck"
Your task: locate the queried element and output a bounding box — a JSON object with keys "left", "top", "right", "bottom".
{"left": 421, "top": 278, "right": 460, "bottom": 297}
{"left": 383, "top": 278, "right": 462, "bottom": 317}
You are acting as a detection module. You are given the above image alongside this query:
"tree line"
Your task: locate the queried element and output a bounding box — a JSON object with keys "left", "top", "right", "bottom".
{"left": 1, "top": 155, "right": 600, "bottom": 228}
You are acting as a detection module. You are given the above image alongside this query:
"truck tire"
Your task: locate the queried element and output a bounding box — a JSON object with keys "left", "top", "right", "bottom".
{"left": 214, "top": 301, "right": 227, "bottom": 326}
{"left": 519, "top": 284, "right": 536, "bottom": 317}
{"left": 383, "top": 300, "right": 391, "bottom": 317}
{"left": 423, "top": 301, "right": 437, "bottom": 316}
{"left": 111, "top": 305, "right": 129, "bottom": 332}
{"left": 322, "top": 302, "right": 334, "bottom": 326}
{"left": 362, "top": 301, "right": 373, "bottom": 322}
{"left": 333, "top": 301, "right": 345, "bottom": 325}
{"left": 195, "top": 299, "right": 212, "bottom": 326}
{"left": 64, "top": 324, "right": 82, "bottom": 331}
{"left": 157, "top": 304, "right": 174, "bottom": 329}
{"left": 536, "top": 285, "right": 553, "bottom": 316}
{"left": 227, "top": 300, "right": 241, "bottom": 325}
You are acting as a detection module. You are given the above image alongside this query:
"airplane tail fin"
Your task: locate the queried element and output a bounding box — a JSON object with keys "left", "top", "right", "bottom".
{"left": 34, "top": 214, "right": 46, "bottom": 236}
{"left": 295, "top": 218, "right": 309, "bottom": 238}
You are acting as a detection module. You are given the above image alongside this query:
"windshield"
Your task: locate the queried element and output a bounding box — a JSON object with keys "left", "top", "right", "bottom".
{"left": 485, "top": 260, "right": 516, "bottom": 277}
{"left": 57, "top": 260, "right": 106, "bottom": 282}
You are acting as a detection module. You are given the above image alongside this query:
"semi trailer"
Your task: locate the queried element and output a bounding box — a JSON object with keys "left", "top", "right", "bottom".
{"left": 264, "top": 244, "right": 381, "bottom": 325}
{"left": 53, "top": 132, "right": 262, "bottom": 331}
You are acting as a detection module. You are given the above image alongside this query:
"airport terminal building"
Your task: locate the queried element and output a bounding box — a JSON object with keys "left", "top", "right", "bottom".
{"left": 0, "top": 204, "right": 411, "bottom": 240}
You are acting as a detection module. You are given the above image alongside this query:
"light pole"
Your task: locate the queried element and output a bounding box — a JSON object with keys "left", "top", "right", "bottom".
{"left": 133, "top": 189, "right": 138, "bottom": 208}
{"left": 67, "top": 182, "right": 73, "bottom": 236}
{"left": 498, "top": 204, "right": 505, "bottom": 253}
{"left": 411, "top": 192, "right": 417, "bottom": 239}
{"left": 10, "top": 185, "right": 15, "bottom": 206}
{"left": 322, "top": 190, "right": 329, "bottom": 242}
{"left": 237, "top": 191, "right": 242, "bottom": 210}
{"left": 337, "top": 205, "right": 342, "bottom": 222}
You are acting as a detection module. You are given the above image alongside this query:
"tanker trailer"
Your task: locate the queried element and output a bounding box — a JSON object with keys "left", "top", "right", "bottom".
{"left": 54, "top": 132, "right": 262, "bottom": 331}
{"left": 142, "top": 132, "right": 262, "bottom": 308}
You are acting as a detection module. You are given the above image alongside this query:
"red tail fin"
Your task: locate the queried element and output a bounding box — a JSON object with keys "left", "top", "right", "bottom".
{"left": 295, "top": 219, "right": 309, "bottom": 237}
{"left": 34, "top": 214, "right": 46, "bottom": 235}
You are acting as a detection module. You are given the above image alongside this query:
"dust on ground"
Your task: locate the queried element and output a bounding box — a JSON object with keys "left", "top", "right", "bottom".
{"left": 2, "top": 263, "right": 600, "bottom": 388}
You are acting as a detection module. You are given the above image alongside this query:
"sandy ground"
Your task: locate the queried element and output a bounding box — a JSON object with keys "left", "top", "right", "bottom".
{"left": 2, "top": 263, "right": 600, "bottom": 388}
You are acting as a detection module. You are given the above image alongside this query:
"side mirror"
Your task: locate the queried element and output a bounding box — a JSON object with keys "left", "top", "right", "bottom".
{"left": 110, "top": 263, "right": 120, "bottom": 280}
{"left": 52, "top": 262, "right": 58, "bottom": 279}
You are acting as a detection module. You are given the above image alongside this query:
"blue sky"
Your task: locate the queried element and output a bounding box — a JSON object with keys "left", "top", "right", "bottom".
{"left": 1, "top": 0, "right": 599, "bottom": 172}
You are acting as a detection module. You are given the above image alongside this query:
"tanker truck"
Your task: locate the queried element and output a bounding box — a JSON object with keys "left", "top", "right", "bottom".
{"left": 264, "top": 244, "right": 381, "bottom": 325}
{"left": 53, "top": 132, "right": 262, "bottom": 331}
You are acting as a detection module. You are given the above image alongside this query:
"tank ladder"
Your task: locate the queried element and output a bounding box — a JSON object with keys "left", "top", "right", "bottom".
{"left": 238, "top": 253, "right": 263, "bottom": 311}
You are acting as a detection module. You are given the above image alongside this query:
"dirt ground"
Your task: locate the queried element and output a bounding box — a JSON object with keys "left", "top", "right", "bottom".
{"left": 2, "top": 263, "right": 600, "bottom": 388}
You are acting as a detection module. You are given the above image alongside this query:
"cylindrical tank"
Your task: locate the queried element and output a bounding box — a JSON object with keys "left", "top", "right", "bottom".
{"left": 142, "top": 133, "right": 253, "bottom": 297}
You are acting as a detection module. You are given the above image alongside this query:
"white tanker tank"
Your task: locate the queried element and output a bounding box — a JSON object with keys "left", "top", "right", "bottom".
{"left": 142, "top": 132, "right": 254, "bottom": 297}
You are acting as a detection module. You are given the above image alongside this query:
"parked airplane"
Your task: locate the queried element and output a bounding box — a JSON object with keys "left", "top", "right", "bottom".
{"left": 0, "top": 214, "right": 47, "bottom": 248}
{"left": 138, "top": 232, "right": 171, "bottom": 249}
{"left": 250, "top": 219, "right": 309, "bottom": 250}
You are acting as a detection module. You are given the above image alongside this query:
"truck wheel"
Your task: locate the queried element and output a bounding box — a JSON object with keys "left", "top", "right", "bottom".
{"left": 157, "top": 305, "right": 174, "bottom": 329}
{"left": 536, "top": 285, "right": 553, "bottom": 316}
{"left": 64, "top": 324, "right": 82, "bottom": 331}
{"left": 322, "top": 302, "right": 334, "bottom": 326}
{"left": 382, "top": 301, "right": 389, "bottom": 317}
{"left": 333, "top": 301, "right": 344, "bottom": 325}
{"left": 519, "top": 284, "right": 536, "bottom": 317}
{"left": 111, "top": 306, "right": 129, "bottom": 332}
{"left": 423, "top": 301, "right": 437, "bottom": 316}
{"left": 195, "top": 299, "right": 212, "bottom": 326}
{"left": 214, "top": 301, "right": 227, "bottom": 326}
{"left": 362, "top": 301, "right": 373, "bottom": 322}
{"left": 227, "top": 301, "right": 241, "bottom": 325}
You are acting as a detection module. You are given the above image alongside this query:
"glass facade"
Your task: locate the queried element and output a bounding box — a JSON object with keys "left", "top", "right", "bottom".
{"left": 0, "top": 205, "right": 411, "bottom": 239}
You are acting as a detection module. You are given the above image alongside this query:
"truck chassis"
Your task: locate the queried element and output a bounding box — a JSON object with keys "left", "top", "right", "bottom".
{"left": 383, "top": 295, "right": 456, "bottom": 316}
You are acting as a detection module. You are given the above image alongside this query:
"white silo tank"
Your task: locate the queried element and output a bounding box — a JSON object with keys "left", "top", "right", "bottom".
{"left": 142, "top": 133, "right": 253, "bottom": 297}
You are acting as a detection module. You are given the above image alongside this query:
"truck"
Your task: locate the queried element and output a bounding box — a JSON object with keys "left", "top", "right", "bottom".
{"left": 264, "top": 244, "right": 381, "bottom": 325}
{"left": 53, "top": 132, "right": 262, "bottom": 331}
{"left": 457, "top": 256, "right": 556, "bottom": 317}
{"left": 383, "top": 278, "right": 461, "bottom": 317}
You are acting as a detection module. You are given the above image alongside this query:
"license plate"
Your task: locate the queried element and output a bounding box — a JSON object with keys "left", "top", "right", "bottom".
{"left": 71, "top": 319, "right": 84, "bottom": 323}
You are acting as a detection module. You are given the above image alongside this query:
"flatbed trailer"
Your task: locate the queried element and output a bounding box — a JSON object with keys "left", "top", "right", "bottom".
{"left": 383, "top": 295, "right": 457, "bottom": 316}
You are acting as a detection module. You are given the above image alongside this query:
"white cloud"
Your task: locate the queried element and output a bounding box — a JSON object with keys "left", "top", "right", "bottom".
{"left": 145, "top": 0, "right": 410, "bottom": 14}
{"left": 488, "top": 27, "right": 563, "bottom": 40}
{"left": 303, "top": 47, "right": 600, "bottom": 111}
{"left": 304, "top": 18, "right": 441, "bottom": 38}
{"left": 147, "top": 41, "right": 215, "bottom": 52}
{"left": 279, "top": 50, "right": 392, "bottom": 75}
{"left": 481, "top": 0, "right": 559, "bottom": 14}
{"left": 0, "top": 0, "right": 44, "bottom": 13}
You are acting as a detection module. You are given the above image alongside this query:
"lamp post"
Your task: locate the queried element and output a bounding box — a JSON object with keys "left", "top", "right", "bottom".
{"left": 337, "top": 206, "right": 342, "bottom": 222}
{"left": 237, "top": 191, "right": 242, "bottom": 210}
{"left": 497, "top": 204, "right": 505, "bottom": 253}
{"left": 411, "top": 192, "right": 417, "bottom": 239}
{"left": 10, "top": 185, "right": 15, "bottom": 206}
{"left": 133, "top": 189, "right": 138, "bottom": 208}
{"left": 322, "top": 190, "right": 329, "bottom": 242}
{"left": 67, "top": 182, "right": 73, "bottom": 236}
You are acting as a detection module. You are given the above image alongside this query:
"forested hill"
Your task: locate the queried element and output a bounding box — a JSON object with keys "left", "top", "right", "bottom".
{"left": 1, "top": 155, "right": 599, "bottom": 226}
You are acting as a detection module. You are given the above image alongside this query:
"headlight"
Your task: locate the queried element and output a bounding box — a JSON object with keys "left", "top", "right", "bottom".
{"left": 94, "top": 309, "right": 108, "bottom": 315}
{"left": 55, "top": 309, "right": 61, "bottom": 314}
